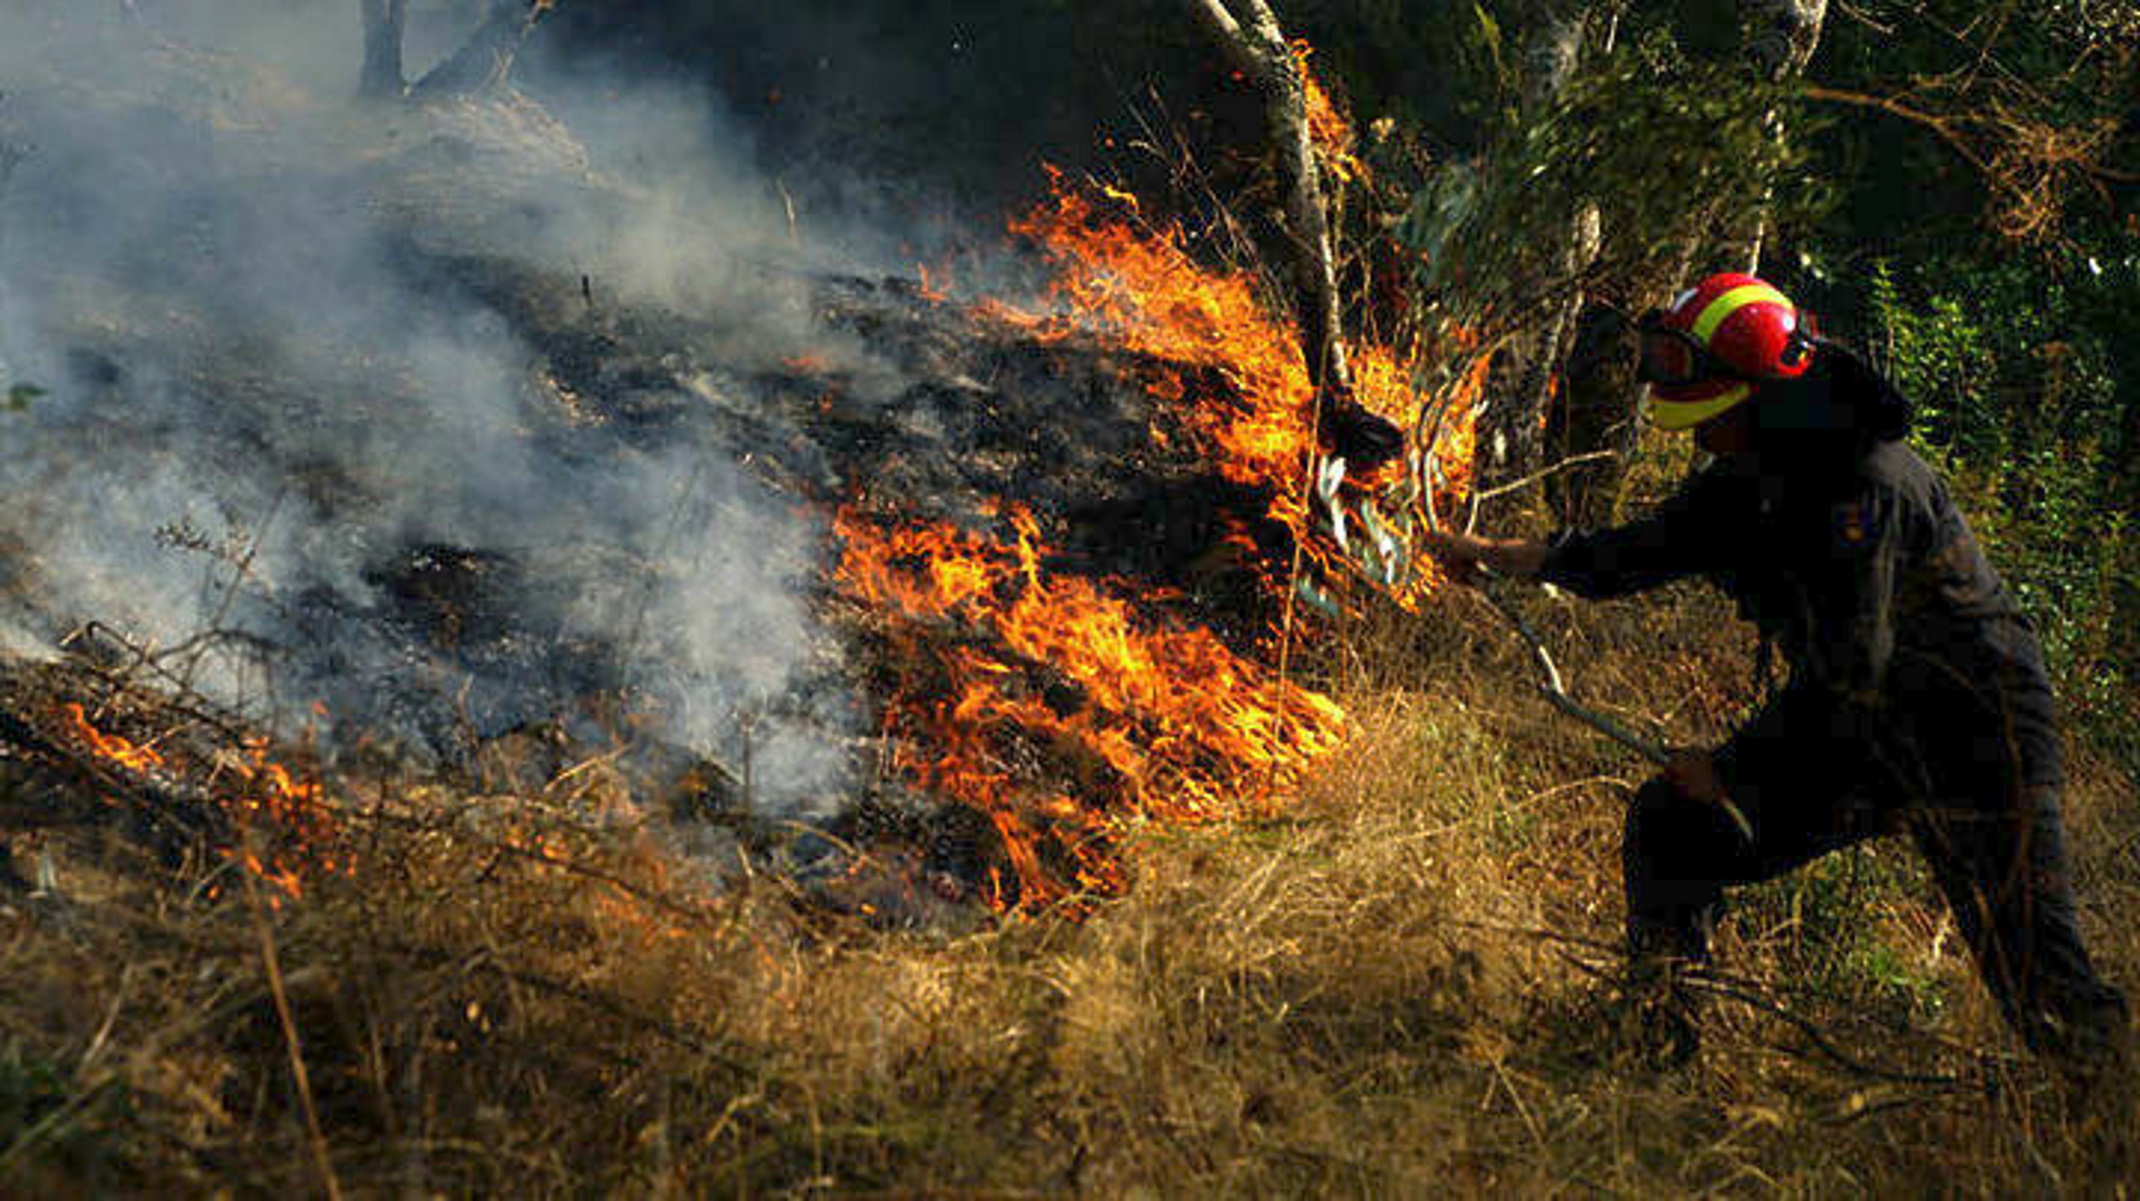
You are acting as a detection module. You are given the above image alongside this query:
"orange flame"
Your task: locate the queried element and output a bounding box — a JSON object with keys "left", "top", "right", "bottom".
{"left": 836, "top": 503, "right": 1348, "bottom": 910}
{"left": 990, "top": 169, "right": 1481, "bottom": 606}
{"left": 847, "top": 141, "right": 1487, "bottom": 909}
{"left": 63, "top": 703, "right": 341, "bottom": 904}
{"left": 1294, "top": 41, "right": 1366, "bottom": 187}
{"left": 916, "top": 262, "right": 952, "bottom": 304}
{"left": 63, "top": 703, "right": 166, "bottom": 774}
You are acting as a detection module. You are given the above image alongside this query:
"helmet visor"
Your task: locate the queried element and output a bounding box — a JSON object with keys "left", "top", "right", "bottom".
{"left": 1635, "top": 319, "right": 1717, "bottom": 388}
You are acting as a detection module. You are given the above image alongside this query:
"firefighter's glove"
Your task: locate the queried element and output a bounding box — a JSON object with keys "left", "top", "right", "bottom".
{"left": 1663, "top": 750, "right": 1728, "bottom": 809}
{"left": 1418, "top": 529, "right": 1484, "bottom": 587}
{"left": 1317, "top": 395, "right": 1405, "bottom": 471}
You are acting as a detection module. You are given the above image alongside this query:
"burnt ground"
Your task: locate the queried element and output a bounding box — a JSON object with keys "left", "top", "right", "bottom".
{"left": 0, "top": 81, "right": 1310, "bottom": 919}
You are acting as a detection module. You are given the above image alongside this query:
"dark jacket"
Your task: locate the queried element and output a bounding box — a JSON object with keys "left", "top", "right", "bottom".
{"left": 1537, "top": 347, "right": 2049, "bottom": 779}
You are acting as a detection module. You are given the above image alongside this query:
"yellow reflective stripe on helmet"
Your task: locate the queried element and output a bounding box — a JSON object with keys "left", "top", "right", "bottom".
{"left": 1691, "top": 284, "right": 1792, "bottom": 346}
{"left": 1650, "top": 384, "right": 1752, "bottom": 431}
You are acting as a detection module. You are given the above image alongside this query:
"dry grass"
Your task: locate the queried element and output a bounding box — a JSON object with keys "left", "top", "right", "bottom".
{"left": 0, "top": 578, "right": 2135, "bottom": 1196}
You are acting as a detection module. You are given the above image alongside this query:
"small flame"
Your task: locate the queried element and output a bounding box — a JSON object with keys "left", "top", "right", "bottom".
{"left": 64, "top": 703, "right": 166, "bottom": 774}
{"left": 63, "top": 703, "right": 341, "bottom": 904}
{"left": 916, "top": 262, "right": 952, "bottom": 304}
{"left": 1294, "top": 41, "right": 1367, "bottom": 187}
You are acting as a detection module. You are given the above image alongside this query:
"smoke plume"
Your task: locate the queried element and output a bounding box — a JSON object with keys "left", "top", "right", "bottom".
{"left": 0, "top": 0, "right": 893, "bottom": 811}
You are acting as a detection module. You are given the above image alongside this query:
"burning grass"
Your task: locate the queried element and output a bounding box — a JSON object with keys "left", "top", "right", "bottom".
{"left": 0, "top": 48, "right": 2131, "bottom": 1194}
{"left": 829, "top": 170, "right": 1486, "bottom": 910}
{"left": 0, "top": 575, "right": 2133, "bottom": 1194}
{"left": 834, "top": 500, "right": 1347, "bottom": 912}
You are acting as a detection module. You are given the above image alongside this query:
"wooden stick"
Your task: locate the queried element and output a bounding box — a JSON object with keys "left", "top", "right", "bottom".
{"left": 1478, "top": 575, "right": 1755, "bottom": 843}
{"left": 244, "top": 859, "right": 343, "bottom": 1201}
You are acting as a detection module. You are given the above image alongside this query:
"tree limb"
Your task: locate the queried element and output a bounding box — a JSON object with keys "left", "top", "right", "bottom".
{"left": 358, "top": 0, "right": 408, "bottom": 99}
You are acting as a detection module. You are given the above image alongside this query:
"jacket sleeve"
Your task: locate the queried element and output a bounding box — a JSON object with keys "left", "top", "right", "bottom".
{"left": 1537, "top": 469, "right": 1732, "bottom": 598}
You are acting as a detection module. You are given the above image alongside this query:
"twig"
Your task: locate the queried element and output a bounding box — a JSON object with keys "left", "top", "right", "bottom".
{"left": 1469, "top": 449, "right": 1617, "bottom": 503}
{"left": 348, "top": 806, "right": 732, "bottom": 932}
{"left": 1552, "top": 948, "right": 1978, "bottom": 1088}
{"left": 186, "top": 487, "right": 286, "bottom": 694}
{"left": 1683, "top": 974, "right": 1969, "bottom": 1088}
{"left": 1801, "top": 85, "right": 1993, "bottom": 176}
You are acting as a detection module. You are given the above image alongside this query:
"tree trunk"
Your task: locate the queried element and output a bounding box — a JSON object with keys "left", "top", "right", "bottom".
{"left": 412, "top": 0, "right": 554, "bottom": 99}
{"left": 0, "top": 95, "right": 24, "bottom": 265}
{"left": 1545, "top": 301, "right": 1641, "bottom": 527}
{"left": 1733, "top": 0, "right": 1828, "bottom": 271}
{"left": 1475, "top": 8, "right": 1592, "bottom": 505}
{"left": 1185, "top": 0, "right": 1349, "bottom": 399}
{"left": 358, "top": 0, "right": 408, "bottom": 99}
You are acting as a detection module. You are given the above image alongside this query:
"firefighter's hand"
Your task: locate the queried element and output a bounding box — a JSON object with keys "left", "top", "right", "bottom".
{"left": 1664, "top": 750, "right": 1727, "bottom": 808}
{"left": 1419, "top": 529, "right": 1486, "bottom": 586}
{"left": 1419, "top": 531, "right": 1549, "bottom": 584}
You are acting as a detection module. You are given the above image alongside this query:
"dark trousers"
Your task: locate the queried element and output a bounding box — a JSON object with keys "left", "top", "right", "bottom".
{"left": 1625, "top": 656, "right": 2128, "bottom": 1060}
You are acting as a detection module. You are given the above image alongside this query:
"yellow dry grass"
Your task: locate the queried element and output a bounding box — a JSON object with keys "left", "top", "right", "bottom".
{"left": 0, "top": 575, "right": 2134, "bottom": 1195}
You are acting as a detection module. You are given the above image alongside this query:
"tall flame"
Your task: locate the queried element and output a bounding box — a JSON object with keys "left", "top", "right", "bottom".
{"left": 990, "top": 169, "right": 1481, "bottom": 606}
{"left": 846, "top": 67, "right": 1485, "bottom": 908}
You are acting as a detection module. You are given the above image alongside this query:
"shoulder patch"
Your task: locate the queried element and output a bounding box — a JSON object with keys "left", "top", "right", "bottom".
{"left": 1831, "top": 497, "right": 1879, "bottom": 548}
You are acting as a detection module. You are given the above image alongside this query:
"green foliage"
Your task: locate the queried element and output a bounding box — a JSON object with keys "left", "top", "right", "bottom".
{"left": 1737, "top": 848, "right": 1948, "bottom": 1021}
{"left": 0, "top": 1044, "right": 127, "bottom": 1188}
{"left": 1398, "top": 27, "right": 1823, "bottom": 334}
{"left": 3, "top": 384, "right": 42, "bottom": 414}
{"left": 1864, "top": 250, "right": 2140, "bottom": 772}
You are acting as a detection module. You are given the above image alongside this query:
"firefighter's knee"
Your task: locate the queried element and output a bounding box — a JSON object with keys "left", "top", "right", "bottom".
{"left": 1625, "top": 778, "right": 1688, "bottom": 857}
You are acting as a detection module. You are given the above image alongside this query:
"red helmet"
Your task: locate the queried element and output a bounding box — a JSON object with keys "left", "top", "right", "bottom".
{"left": 1638, "top": 272, "right": 1815, "bottom": 430}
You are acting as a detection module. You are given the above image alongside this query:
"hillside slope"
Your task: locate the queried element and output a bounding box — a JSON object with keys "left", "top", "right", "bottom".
{"left": 0, "top": 11, "right": 2135, "bottom": 1198}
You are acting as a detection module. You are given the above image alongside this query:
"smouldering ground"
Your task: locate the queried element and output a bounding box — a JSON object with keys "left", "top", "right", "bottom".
{"left": 1, "top": 576, "right": 2134, "bottom": 1196}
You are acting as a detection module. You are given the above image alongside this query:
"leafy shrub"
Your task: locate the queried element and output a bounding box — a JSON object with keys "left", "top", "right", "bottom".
{"left": 1864, "top": 253, "right": 2140, "bottom": 775}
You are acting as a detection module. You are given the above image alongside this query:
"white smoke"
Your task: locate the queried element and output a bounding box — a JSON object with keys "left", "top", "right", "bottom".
{"left": 0, "top": 0, "right": 883, "bottom": 811}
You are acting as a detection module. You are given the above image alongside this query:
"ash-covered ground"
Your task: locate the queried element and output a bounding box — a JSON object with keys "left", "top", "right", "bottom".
{"left": 0, "top": 6, "right": 1288, "bottom": 859}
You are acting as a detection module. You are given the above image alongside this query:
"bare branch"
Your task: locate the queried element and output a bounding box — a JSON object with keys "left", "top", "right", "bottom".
{"left": 1184, "top": 0, "right": 1248, "bottom": 62}
{"left": 1476, "top": 576, "right": 1755, "bottom": 843}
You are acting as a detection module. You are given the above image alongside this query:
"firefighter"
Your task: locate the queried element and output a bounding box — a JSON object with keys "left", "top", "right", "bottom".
{"left": 1424, "top": 272, "right": 2130, "bottom": 1069}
